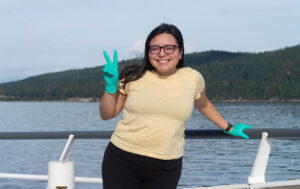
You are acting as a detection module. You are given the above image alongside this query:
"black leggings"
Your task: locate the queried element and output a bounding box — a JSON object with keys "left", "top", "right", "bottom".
{"left": 102, "top": 142, "right": 182, "bottom": 189}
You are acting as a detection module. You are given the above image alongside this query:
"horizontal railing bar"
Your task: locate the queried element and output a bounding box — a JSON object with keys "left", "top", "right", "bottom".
{"left": 0, "top": 129, "right": 300, "bottom": 140}
{"left": 0, "top": 173, "right": 102, "bottom": 183}
{"left": 0, "top": 173, "right": 47, "bottom": 181}
{"left": 0, "top": 131, "right": 112, "bottom": 140}
{"left": 185, "top": 128, "right": 300, "bottom": 139}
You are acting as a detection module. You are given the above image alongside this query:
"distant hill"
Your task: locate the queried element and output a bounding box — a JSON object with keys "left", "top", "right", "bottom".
{"left": 0, "top": 45, "right": 299, "bottom": 101}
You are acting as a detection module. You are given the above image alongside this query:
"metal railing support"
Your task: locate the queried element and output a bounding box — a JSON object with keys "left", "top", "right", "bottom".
{"left": 47, "top": 134, "right": 75, "bottom": 189}
{"left": 59, "top": 134, "right": 75, "bottom": 162}
{"left": 47, "top": 161, "right": 74, "bottom": 189}
{"left": 248, "top": 132, "right": 272, "bottom": 185}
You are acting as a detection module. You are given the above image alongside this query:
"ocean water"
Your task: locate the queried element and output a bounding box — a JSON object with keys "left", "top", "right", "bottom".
{"left": 0, "top": 102, "right": 299, "bottom": 188}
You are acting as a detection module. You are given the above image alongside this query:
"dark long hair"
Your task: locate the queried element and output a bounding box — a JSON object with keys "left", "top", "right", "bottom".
{"left": 119, "top": 23, "right": 185, "bottom": 93}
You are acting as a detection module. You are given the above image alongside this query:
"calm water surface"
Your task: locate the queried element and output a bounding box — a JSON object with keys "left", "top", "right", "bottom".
{"left": 0, "top": 102, "right": 299, "bottom": 188}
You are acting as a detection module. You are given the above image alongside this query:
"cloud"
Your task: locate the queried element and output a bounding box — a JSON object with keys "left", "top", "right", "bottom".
{"left": 184, "top": 44, "right": 194, "bottom": 54}
{"left": 129, "top": 40, "right": 145, "bottom": 56}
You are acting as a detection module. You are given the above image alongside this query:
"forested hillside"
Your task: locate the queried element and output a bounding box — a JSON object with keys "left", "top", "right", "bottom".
{"left": 0, "top": 45, "right": 299, "bottom": 101}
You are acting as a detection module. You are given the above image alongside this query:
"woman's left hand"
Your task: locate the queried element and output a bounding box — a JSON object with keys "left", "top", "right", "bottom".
{"left": 224, "top": 123, "right": 252, "bottom": 139}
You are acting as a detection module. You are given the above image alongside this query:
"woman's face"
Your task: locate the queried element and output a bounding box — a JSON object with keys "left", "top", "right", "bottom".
{"left": 148, "top": 33, "right": 183, "bottom": 76}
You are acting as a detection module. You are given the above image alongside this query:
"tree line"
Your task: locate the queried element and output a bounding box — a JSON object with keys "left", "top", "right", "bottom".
{"left": 0, "top": 45, "right": 299, "bottom": 101}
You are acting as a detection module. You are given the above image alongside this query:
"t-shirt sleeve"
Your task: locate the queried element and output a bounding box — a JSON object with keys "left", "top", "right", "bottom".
{"left": 194, "top": 70, "right": 205, "bottom": 100}
{"left": 118, "top": 78, "right": 128, "bottom": 95}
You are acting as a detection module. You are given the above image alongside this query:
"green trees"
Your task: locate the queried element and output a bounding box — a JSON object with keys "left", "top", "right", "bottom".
{"left": 182, "top": 45, "right": 300, "bottom": 101}
{"left": 0, "top": 45, "right": 299, "bottom": 101}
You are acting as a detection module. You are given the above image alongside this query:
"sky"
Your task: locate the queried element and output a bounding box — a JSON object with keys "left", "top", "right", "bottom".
{"left": 0, "top": 0, "right": 300, "bottom": 83}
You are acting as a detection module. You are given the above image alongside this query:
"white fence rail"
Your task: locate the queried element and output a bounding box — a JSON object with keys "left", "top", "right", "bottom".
{"left": 0, "top": 173, "right": 102, "bottom": 183}
{"left": 0, "top": 129, "right": 300, "bottom": 189}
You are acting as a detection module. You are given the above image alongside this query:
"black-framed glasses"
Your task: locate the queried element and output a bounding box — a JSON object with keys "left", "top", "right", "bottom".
{"left": 149, "top": 45, "right": 179, "bottom": 54}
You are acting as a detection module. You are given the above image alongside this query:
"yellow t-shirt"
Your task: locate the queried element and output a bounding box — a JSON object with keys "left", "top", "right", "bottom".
{"left": 110, "top": 67, "right": 205, "bottom": 160}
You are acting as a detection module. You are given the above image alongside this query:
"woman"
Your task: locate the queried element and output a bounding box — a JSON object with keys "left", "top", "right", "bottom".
{"left": 99, "top": 23, "right": 252, "bottom": 189}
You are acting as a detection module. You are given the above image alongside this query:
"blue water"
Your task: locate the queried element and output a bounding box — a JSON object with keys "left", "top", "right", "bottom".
{"left": 0, "top": 102, "right": 299, "bottom": 188}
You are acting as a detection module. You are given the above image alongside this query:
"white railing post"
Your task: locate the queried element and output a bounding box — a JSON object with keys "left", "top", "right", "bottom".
{"left": 59, "top": 134, "right": 75, "bottom": 162}
{"left": 47, "top": 134, "right": 75, "bottom": 189}
{"left": 248, "top": 132, "right": 272, "bottom": 185}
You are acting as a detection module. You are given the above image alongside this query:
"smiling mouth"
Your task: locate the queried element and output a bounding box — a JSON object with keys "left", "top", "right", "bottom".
{"left": 157, "top": 60, "right": 169, "bottom": 64}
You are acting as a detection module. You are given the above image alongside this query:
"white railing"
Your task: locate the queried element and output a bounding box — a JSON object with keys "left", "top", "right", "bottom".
{"left": 184, "top": 131, "right": 300, "bottom": 189}
{"left": 0, "top": 173, "right": 102, "bottom": 183}
{"left": 0, "top": 129, "right": 300, "bottom": 189}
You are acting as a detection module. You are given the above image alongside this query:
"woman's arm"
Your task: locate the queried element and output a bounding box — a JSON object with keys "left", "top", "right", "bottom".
{"left": 194, "top": 88, "right": 230, "bottom": 131}
{"left": 99, "top": 91, "right": 126, "bottom": 120}
{"left": 194, "top": 87, "right": 252, "bottom": 139}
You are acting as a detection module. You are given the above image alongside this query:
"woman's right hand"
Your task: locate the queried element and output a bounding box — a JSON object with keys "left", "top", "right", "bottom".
{"left": 102, "top": 50, "right": 119, "bottom": 93}
{"left": 224, "top": 123, "right": 252, "bottom": 139}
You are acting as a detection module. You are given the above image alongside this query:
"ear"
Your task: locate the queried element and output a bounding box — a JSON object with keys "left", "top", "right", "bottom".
{"left": 179, "top": 47, "right": 183, "bottom": 59}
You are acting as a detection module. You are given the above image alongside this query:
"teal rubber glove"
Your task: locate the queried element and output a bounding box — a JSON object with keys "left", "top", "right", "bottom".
{"left": 102, "top": 50, "right": 119, "bottom": 93}
{"left": 224, "top": 123, "right": 252, "bottom": 139}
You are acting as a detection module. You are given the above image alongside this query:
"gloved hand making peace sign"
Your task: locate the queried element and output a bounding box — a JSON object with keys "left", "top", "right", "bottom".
{"left": 102, "top": 50, "right": 119, "bottom": 93}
